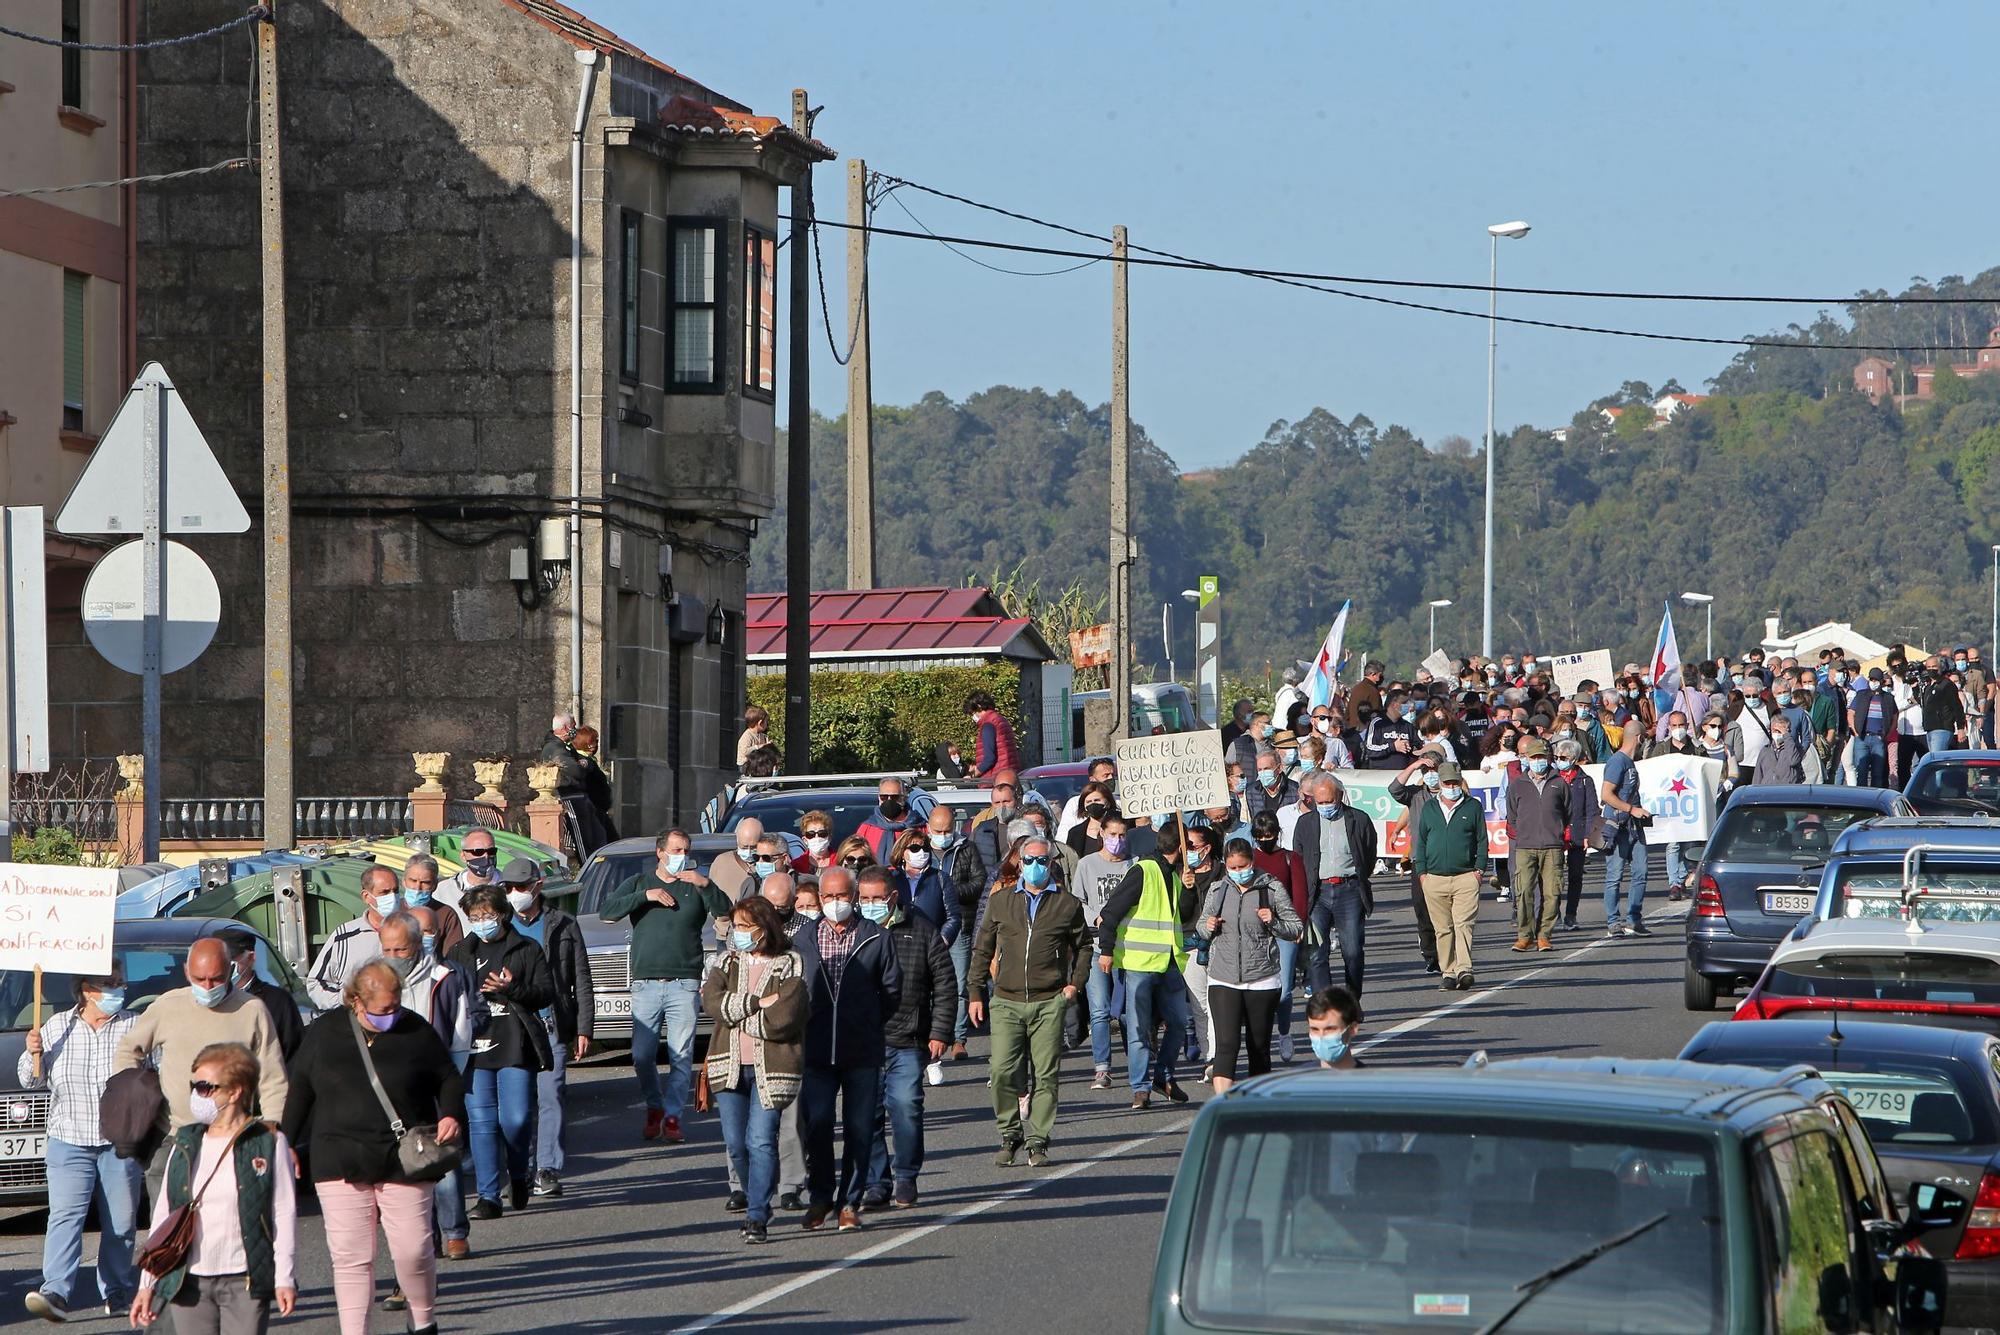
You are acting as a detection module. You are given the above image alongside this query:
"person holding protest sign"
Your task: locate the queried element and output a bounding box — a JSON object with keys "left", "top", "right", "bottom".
{"left": 1599, "top": 723, "right": 1654, "bottom": 936}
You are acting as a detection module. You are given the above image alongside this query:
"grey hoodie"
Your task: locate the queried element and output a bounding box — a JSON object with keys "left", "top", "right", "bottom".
{"left": 1195, "top": 870, "right": 1305, "bottom": 987}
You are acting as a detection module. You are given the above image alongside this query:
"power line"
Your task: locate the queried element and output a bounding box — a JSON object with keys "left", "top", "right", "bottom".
{"left": 792, "top": 215, "right": 1996, "bottom": 355}
{"left": 882, "top": 187, "right": 1109, "bottom": 277}
{"left": 0, "top": 157, "right": 254, "bottom": 199}
{"left": 0, "top": 5, "right": 266, "bottom": 50}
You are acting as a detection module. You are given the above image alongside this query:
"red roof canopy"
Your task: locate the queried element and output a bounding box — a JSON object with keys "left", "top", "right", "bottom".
{"left": 744, "top": 587, "right": 1053, "bottom": 662}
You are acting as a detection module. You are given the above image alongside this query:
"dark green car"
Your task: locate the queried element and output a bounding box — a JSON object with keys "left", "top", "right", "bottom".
{"left": 1149, "top": 1068, "right": 1962, "bottom": 1334}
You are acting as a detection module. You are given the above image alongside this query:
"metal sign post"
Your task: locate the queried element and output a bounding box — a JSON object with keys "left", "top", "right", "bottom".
{"left": 0, "top": 507, "right": 53, "bottom": 866}
{"left": 1195, "top": 575, "right": 1220, "bottom": 727}
{"left": 141, "top": 381, "right": 163, "bottom": 861}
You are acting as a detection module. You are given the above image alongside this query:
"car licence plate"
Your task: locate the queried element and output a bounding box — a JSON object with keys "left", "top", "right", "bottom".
{"left": 0, "top": 1133, "right": 46, "bottom": 1161}
{"left": 1762, "top": 892, "right": 1815, "bottom": 914}
{"left": 595, "top": 996, "right": 632, "bottom": 1017}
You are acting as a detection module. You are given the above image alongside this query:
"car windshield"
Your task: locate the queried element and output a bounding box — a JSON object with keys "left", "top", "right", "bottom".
{"left": 1814, "top": 1069, "right": 1996, "bottom": 1148}
{"left": 1179, "top": 1114, "right": 1721, "bottom": 1333}
{"left": 1909, "top": 761, "right": 2000, "bottom": 810}
{"left": 1766, "top": 951, "right": 2000, "bottom": 1006}
{"left": 1835, "top": 864, "right": 2000, "bottom": 924}
{"left": 1026, "top": 773, "right": 1090, "bottom": 811}
{"left": 0, "top": 937, "right": 308, "bottom": 1032}
{"left": 1707, "top": 805, "right": 1867, "bottom": 866}
{"left": 722, "top": 796, "right": 882, "bottom": 841}
{"left": 576, "top": 850, "right": 658, "bottom": 916}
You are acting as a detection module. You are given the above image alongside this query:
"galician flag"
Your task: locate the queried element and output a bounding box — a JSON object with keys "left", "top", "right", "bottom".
{"left": 1650, "top": 603, "right": 1683, "bottom": 692}
{"left": 1306, "top": 600, "right": 1351, "bottom": 711}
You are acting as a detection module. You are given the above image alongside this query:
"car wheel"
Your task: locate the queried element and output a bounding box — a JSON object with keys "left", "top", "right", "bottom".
{"left": 1683, "top": 960, "right": 1720, "bottom": 1011}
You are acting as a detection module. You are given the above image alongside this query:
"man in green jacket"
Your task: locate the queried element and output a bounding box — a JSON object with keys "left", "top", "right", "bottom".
{"left": 967, "top": 835, "right": 1090, "bottom": 1168}
{"left": 1411, "top": 763, "right": 1488, "bottom": 992}
{"left": 601, "top": 829, "right": 732, "bottom": 1145}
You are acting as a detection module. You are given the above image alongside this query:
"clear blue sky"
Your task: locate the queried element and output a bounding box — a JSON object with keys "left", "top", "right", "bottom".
{"left": 589, "top": 0, "right": 2000, "bottom": 469}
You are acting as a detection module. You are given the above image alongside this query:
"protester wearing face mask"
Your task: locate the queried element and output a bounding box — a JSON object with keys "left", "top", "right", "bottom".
{"left": 886, "top": 828, "right": 960, "bottom": 945}
{"left": 792, "top": 884, "right": 823, "bottom": 928}
{"left": 1180, "top": 824, "right": 1225, "bottom": 1075}
{"left": 1246, "top": 810, "right": 1310, "bottom": 1061}
{"left": 1072, "top": 813, "right": 1137, "bottom": 1087}
{"left": 1752, "top": 712, "right": 1806, "bottom": 786}
{"left": 1387, "top": 747, "right": 1448, "bottom": 976}
{"left": 702, "top": 897, "right": 807, "bottom": 1244}
{"left": 858, "top": 778, "right": 920, "bottom": 862}
{"left": 134, "top": 1043, "right": 297, "bottom": 1335}
{"left": 435, "top": 831, "right": 501, "bottom": 929}
{"left": 1065, "top": 780, "right": 1118, "bottom": 856}
{"left": 601, "top": 828, "right": 730, "bottom": 1147}
{"left": 1246, "top": 750, "right": 1300, "bottom": 819}
{"left": 1097, "top": 824, "right": 1199, "bottom": 1108}
{"left": 1412, "top": 764, "right": 1488, "bottom": 988}
{"left": 448, "top": 887, "right": 554, "bottom": 1218}
{"left": 218, "top": 928, "right": 304, "bottom": 1062}
{"left": 116, "top": 938, "right": 288, "bottom": 1148}
{"left": 709, "top": 817, "right": 767, "bottom": 902}
{"left": 384, "top": 908, "right": 479, "bottom": 1261}
{"left": 1552, "top": 739, "right": 1600, "bottom": 932}
{"left": 1306, "top": 987, "right": 1364, "bottom": 1069}
{"left": 496, "top": 859, "right": 593, "bottom": 1201}
{"left": 400, "top": 854, "right": 464, "bottom": 958}
{"left": 798, "top": 810, "right": 838, "bottom": 872}
{"left": 1504, "top": 739, "right": 1569, "bottom": 953}
{"left": 856, "top": 867, "right": 954, "bottom": 1210}
{"left": 1295, "top": 775, "right": 1379, "bottom": 999}
{"left": 1646, "top": 709, "right": 1704, "bottom": 904}
{"left": 1197, "top": 840, "right": 1304, "bottom": 1094}
{"left": 305, "top": 865, "right": 406, "bottom": 1008}
{"left": 21, "top": 964, "right": 140, "bottom": 1325}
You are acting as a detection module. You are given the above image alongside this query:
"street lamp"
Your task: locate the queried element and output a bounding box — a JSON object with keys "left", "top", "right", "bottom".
{"left": 1428, "top": 598, "right": 1453, "bottom": 656}
{"left": 1990, "top": 546, "right": 1998, "bottom": 668}
{"left": 1681, "top": 592, "right": 1714, "bottom": 664}
{"left": 1482, "top": 219, "right": 1531, "bottom": 659}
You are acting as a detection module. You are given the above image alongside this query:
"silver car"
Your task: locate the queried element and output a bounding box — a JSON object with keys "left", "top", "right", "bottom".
{"left": 565, "top": 834, "right": 733, "bottom": 1045}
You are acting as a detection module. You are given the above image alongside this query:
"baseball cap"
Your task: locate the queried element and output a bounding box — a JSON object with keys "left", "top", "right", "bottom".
{"left": 498, "top": 856, "right": 542, "bottom": 885}
{"left": 1436, "top": 762, "right": 1464, "bottom": 782}
{"left": 1521, "top": 738, "right": 1549, "bottom": 757}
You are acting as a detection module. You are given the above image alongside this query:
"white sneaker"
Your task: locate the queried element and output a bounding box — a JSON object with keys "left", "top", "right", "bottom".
{"left": 1277, "top": 1033, "right": 1295, "bottom": 1064}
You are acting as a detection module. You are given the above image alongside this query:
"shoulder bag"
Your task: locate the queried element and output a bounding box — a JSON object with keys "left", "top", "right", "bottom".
{"left": 349, "top": 1011, "right": 458, "bottom": 1183}
{"left": 135, "top": 1137, "right": 228, "bottom": 1277}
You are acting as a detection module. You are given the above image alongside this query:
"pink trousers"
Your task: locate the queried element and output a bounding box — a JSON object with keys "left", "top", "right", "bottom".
{"left": 317, "top": 1178, "right": 436, "bottom": 1334}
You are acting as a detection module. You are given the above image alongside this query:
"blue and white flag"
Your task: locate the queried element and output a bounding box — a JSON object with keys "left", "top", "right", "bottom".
{"left": 1306, "top": 600, "right": 1351, "bottom": 711}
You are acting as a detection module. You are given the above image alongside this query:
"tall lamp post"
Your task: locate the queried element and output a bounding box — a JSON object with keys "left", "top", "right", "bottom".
{"left": 1681, "top": 591, "right": 1714, "bottom": 664}
{"left": 1428, "top": 598, "right": 1453, "bottom": 656}
{"left": 1990, "top": 546, "right": 1999, "bottom": 669}
{"left": 1482, "top": 220, "right": 1531, "bottom": 659}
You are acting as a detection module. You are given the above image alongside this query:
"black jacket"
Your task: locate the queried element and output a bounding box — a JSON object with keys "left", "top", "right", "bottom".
{"left": 1291, "top": 803, "right": 1379, "bottom": 914}
{"left": 280, "top": 1007, "right": 467, "bottom": 1185}
{"left": 959, "top": 811, "right": 1013, "bottom": 911}
{"left": 1096, "top": 854, "right": 1203, "bottom": 954}
{"left": 1921, "top": 677, "right": 1966, "bottom": 732}
{"left": 793, "top": 918, "right": 902, "bottom": 1068}
{"left": 247, "top": 977, "right": 305, "bottom": 1062}
{"left": 449, "top": 925, "right": 556, "bottom": 1071}
{"left": 524, "top": 906, "right": 595, "bottom": 1045}
{"left": 881, "top": 911, "right": 956, "bottom": 1050}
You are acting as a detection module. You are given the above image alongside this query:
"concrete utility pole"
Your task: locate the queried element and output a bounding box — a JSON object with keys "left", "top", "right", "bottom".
{"left": 1107, "top": 224, "right": 1131, "bottom": 741}
{"left": 783, "top": 90, "right": 813, "bottom": 772}
{"left": 257, "top": 13, "right": 293, "bottom": 853}
{"left": 844, "top": 158, "right": 875, "bottom": 590}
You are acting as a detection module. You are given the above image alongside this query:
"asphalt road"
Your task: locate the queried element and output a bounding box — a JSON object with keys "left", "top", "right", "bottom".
{"left": 3, "top": 882, "right": 1721, "bottom": 1333}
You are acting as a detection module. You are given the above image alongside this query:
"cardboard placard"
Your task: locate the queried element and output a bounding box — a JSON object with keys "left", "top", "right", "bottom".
{"left": 1115, "top": 730, "right": 1229, "bottom": 817}
{"left": 1549, "top": 649, "right": 1614, "bottom": 698}
{"left": 1419, "top": 649, "right": 1453, "bottom": 680}
{"left": 0, "top": 864, "right": 121, "bottom": 975}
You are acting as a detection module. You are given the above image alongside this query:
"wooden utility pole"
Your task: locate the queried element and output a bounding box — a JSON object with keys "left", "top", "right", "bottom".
{"left": 783, "top": 89, "right": 813, "bottom": 771}
{"left": 844, "top": 158, "right": 874, "bottom": 589}
{"left": 1107, "top": 224, "right": 1131, "bottom": 741}
{"left": 257, "top": 14, "right": 293, "bottom": 852}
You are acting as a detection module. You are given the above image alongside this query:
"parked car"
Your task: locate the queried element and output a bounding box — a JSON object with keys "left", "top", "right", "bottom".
{"left": 1682, "top": 1018, "right": 2000, "bottom": 1332}
{"left": 1020, "top": 762, "right": 1094, "bottom": 815}
{"left": 1736, "top": 917, "right": 2000, "bottom": 1034}
{"left": 699, "top": 770, "right": 924, "bottom": 834}
{"left": 1684, "top": 784, "right": 1915, "bottom": 1010}
{"left": 1148, "top": 1065, "right": 1957, "bottom": 1334}
{"left": 1904, "top": 751, "right": 2000, "bottom": 819}
{"left": 1813, "top": 818, "right": 2000, "bottom": 925}
{"left": 1070, "top": 682, "right": 1199, "bottom": 744}
{"left": 0, "top": 918, "right": 313, "bottom": 1207}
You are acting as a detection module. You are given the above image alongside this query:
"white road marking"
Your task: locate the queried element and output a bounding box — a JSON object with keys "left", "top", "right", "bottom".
{"left": 1359, "top": 906, "right": 1692, "bottom": 1055}
{"left": 669, "top": 1115, "right": 1195, "bottom": 1333}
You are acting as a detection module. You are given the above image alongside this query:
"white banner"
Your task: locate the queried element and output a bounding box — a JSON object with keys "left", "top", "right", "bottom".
{"left": 1630, "top": 754, "right": 1728, "bottom": 846}
{"left": 0, "top": 864, "right": 121, "bottom": 975}
{"left": 1116, "top": 730, "right": 1230, "bottom": 818}
{"left": 1548, "top": 649, "right": 1614, "bottom": 698}
{"left": 1419, "top": 649, "right": 1453, "bottom": 680}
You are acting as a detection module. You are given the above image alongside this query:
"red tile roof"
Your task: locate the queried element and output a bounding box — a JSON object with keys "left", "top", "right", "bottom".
{"left": 500, "top": 0, "right": 745, "bottom": 110}
{"left": 657, "top": 93, "right": 835, "bottom": 160}
{"left": 744, "top": 587, "right": 1053, "bottom": 662}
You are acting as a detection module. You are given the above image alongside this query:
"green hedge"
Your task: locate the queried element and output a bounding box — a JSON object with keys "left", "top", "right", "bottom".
{"left": 747, "top": 664, "right": 1022, "bottom": 773}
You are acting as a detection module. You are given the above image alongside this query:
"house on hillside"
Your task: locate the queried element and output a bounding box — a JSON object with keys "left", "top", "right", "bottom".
{"left": 1911, "top": 326, "right": 2000, "bottom": 400}
{"left": 1653, "top": 392, "right": 1709, "bottom": 421}
{"left": 1855, "top": 327, "right": 2000, "bottom": 408}
{"left": 1759, "top": 615, "right": 1891, "bottom": 663}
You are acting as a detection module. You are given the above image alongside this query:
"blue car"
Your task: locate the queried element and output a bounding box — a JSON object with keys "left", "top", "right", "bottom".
{"left": 1811, "top": 816, "right": 2000, "bottom": 925}
{"left": 1684, "top": 784, "right": 1913, "bottom": 1011}
{"left": 1904, "top": 750, "right": 2000, "bottom": 818}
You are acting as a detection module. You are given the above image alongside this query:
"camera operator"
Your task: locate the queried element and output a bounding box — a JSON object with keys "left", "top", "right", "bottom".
{"left": 1919, "top": 655, "right": 1968, "bottom": 758}
{"left": 1599, "top": 721, "right": 1654, "bottom": 937}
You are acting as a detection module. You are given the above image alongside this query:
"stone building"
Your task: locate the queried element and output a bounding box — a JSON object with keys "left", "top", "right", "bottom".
{"left": 58, "top": 0, "right": 826, "bottom": 830}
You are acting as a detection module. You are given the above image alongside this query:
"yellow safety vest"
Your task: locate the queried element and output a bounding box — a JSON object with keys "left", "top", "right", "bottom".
{"left": 1112, "top": 858, "right": 1188, "bottom": 974}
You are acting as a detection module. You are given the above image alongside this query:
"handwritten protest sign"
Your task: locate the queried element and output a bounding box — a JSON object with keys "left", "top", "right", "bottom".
{"left": 0, "top": 864, "right": 121, "bottom": 975}
{"left": 1115, "top": 730, "right": 1229, "bottom": 817}
{"left": 1549, "top": 649, "right": 1614, "bottom": 698}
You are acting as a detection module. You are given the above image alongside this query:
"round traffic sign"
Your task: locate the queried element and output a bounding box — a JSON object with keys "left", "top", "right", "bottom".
{"left": 80, "top": 538, "right": 221, "bottom": 675}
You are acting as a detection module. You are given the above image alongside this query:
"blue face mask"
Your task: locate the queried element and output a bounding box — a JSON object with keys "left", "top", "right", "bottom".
{"left": 1311, "top": 1032, "right": 1350, "bottom": 1064}
{"left": 859, "top": 901, "right": 891, "bottom": 923}
{"left": 1398, "top": 706, "right": 1416, "bottom": 721}
{"left": 1959, "top": 660, "right": 1970, "bottom": 671}
{"left": 1421, "top": 770, "right": 1441, "bottom": 790}
{"left": 404, "top": 888, "right": 433, "bottom": 907}
{"left": 730, "top": 928, "right": 757, "bottom": 951}
{"left": 1528, "top": 758, "right": 1549, "bottom": 775}
{"left": 753, "top": 859, "right": 777, "bottom": 879}
{"left": 1317, "top": 804, "right": 1338, "bottom": 820}
{"left": 370, "top": 891, "right": 400, "bottom": 916}
{"left": 1297, "top": 755, "right": 1317, "bottom": 773}
{"left": 930, "top": 832, "right": 955, "bottom": 850}
{"left": 662, "top": 852, "right": 688, "bottom": 874}
{"left": 191, "top": 980, "right": 230, "bottom": 1009}
{"left": 93, "top": 988, "right": 127, "bottom": 1013}
{"left": 1186, "top": 848, "right": 1207, "bottom": 868}
{"left": 1021, "top": 862, "right": 1051, "bottom": 889}
{"left": 1227, "top": 866, "right": 1254, "bottom": 886}
{"left": 469, "top": 918, "right": 503, "bottom": 942}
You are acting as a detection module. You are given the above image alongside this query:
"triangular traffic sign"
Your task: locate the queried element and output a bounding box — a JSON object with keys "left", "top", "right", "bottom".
{"left": 55, "top": 361, "right": 252, "bottom": 536}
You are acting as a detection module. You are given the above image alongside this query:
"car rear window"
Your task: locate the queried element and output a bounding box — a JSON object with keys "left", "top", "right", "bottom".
{"left": 1816, "top": 1069, "right": 1991, "bottom": 1147}
{"left": 1767, "top": 952, "right": 2000, "bottom": 1005}
{"left": 1835, "top": 865, "right": 2000, "bottom": 923}
{"left": 1909, "top": 761, "right": 2000, "bottom": 809}
{"left": 1178, "top": 1114, "right": 1721, "bottom": 1333}
{"left": 1707, "top": 805, "right": 1869, "bottom": 866}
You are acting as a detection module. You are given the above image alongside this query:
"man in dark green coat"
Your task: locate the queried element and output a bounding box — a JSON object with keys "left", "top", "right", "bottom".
{"left": 1410, "top": 763, "right": 1488, "bottom": 992}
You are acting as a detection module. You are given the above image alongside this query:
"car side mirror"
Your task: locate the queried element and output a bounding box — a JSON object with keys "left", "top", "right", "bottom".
{"left": 1894, "top": 1253, "right": 1948, "bottom": 1332}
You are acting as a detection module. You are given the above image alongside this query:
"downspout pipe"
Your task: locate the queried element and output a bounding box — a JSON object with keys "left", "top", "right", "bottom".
{"left": 568, "top": 47, "right": 600, "bottom": 721}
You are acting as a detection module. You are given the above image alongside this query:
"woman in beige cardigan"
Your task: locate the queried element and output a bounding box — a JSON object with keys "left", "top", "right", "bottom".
{"left": 701, "top": 896, "right": 808, "bottom": 1244}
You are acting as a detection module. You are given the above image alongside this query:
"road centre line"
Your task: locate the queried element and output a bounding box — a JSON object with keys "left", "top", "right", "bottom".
{"left": 1359, "top": 906, "right": 1692, "bottom": 1055}
{"left": 669, "top": 1115, "right": 1197, "bottom": 1333}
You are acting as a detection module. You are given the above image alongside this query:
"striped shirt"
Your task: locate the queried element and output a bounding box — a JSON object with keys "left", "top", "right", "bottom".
{"left": 16, "top": 1007, "right": 138, "bottom": 1147}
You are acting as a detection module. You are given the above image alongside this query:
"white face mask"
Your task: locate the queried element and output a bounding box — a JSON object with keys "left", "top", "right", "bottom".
{"left": 905, "top": 849, "right": 931, "bottom": 871}
{"left": 188, "top": 1091, "right": 223, "bottom": 1125}
{"left": 822, "top": 898, "right": 854, "bottom": 924}
{"left": 506, "top": 889, "right": 537, "bottom": 914}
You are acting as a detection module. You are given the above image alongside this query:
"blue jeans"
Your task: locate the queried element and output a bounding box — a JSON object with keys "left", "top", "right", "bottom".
{"left": 1853, "top": 735, "right": 1889, "bottom": 788}
{"left": 1604, "top": 823, "right": 1649, "bottom": 927}
{"left": 631, "top": 978, "right": 699, "bottom": 1117}
{"left": 467, "top": 1065, "right": 536, "bottom": 1203}
{"left": 1123, "top": 966, "right": 1189, "bottom": 1091}
{"left": 1085, "top": 954, "right": 1118, "bottom": 1072}
{"left": 868, "top": 1045, "right": 926, "bottom": 1192}
{"left": 801, "top": 1062, "right": 881, "bottom": 1211}
{"left": 436, "top": 1052, "right": 470, "bottom": 1241}
{"left": 1664, "top": 843, "right": 1692, "bottom": 893}
{"left": 1308, "top": 881, "right": 1368, "bottom": 998}
{"left": 1928, "top": 729, "right": 1956, "bottom": 756}
{"left": 1275, "top": 937, "right": 1299, "bottom": 1036}
{"left": 715, "top": 1066, "right": 782, "bottom": 1224}
{"left": 949, "top": 932, "right": 973, "bottom": 1043}
{"left": 42, "top": 1137, "right": 141, "bottom": 1307}
{"left": 535, "top": 1021, "right": 567, "bottom": 1174}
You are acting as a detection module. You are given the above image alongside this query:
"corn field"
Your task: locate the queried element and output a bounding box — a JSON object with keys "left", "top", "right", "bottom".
{"left": 969, "top": 562, "right": 1109, "bottom": 690}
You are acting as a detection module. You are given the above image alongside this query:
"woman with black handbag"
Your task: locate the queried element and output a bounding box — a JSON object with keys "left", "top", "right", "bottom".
{"left": 131, "top": 1041, "right": 297, "bottom": 1333}
{"left": 281, "top": 959, "right": 466, "bottom": 1335}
